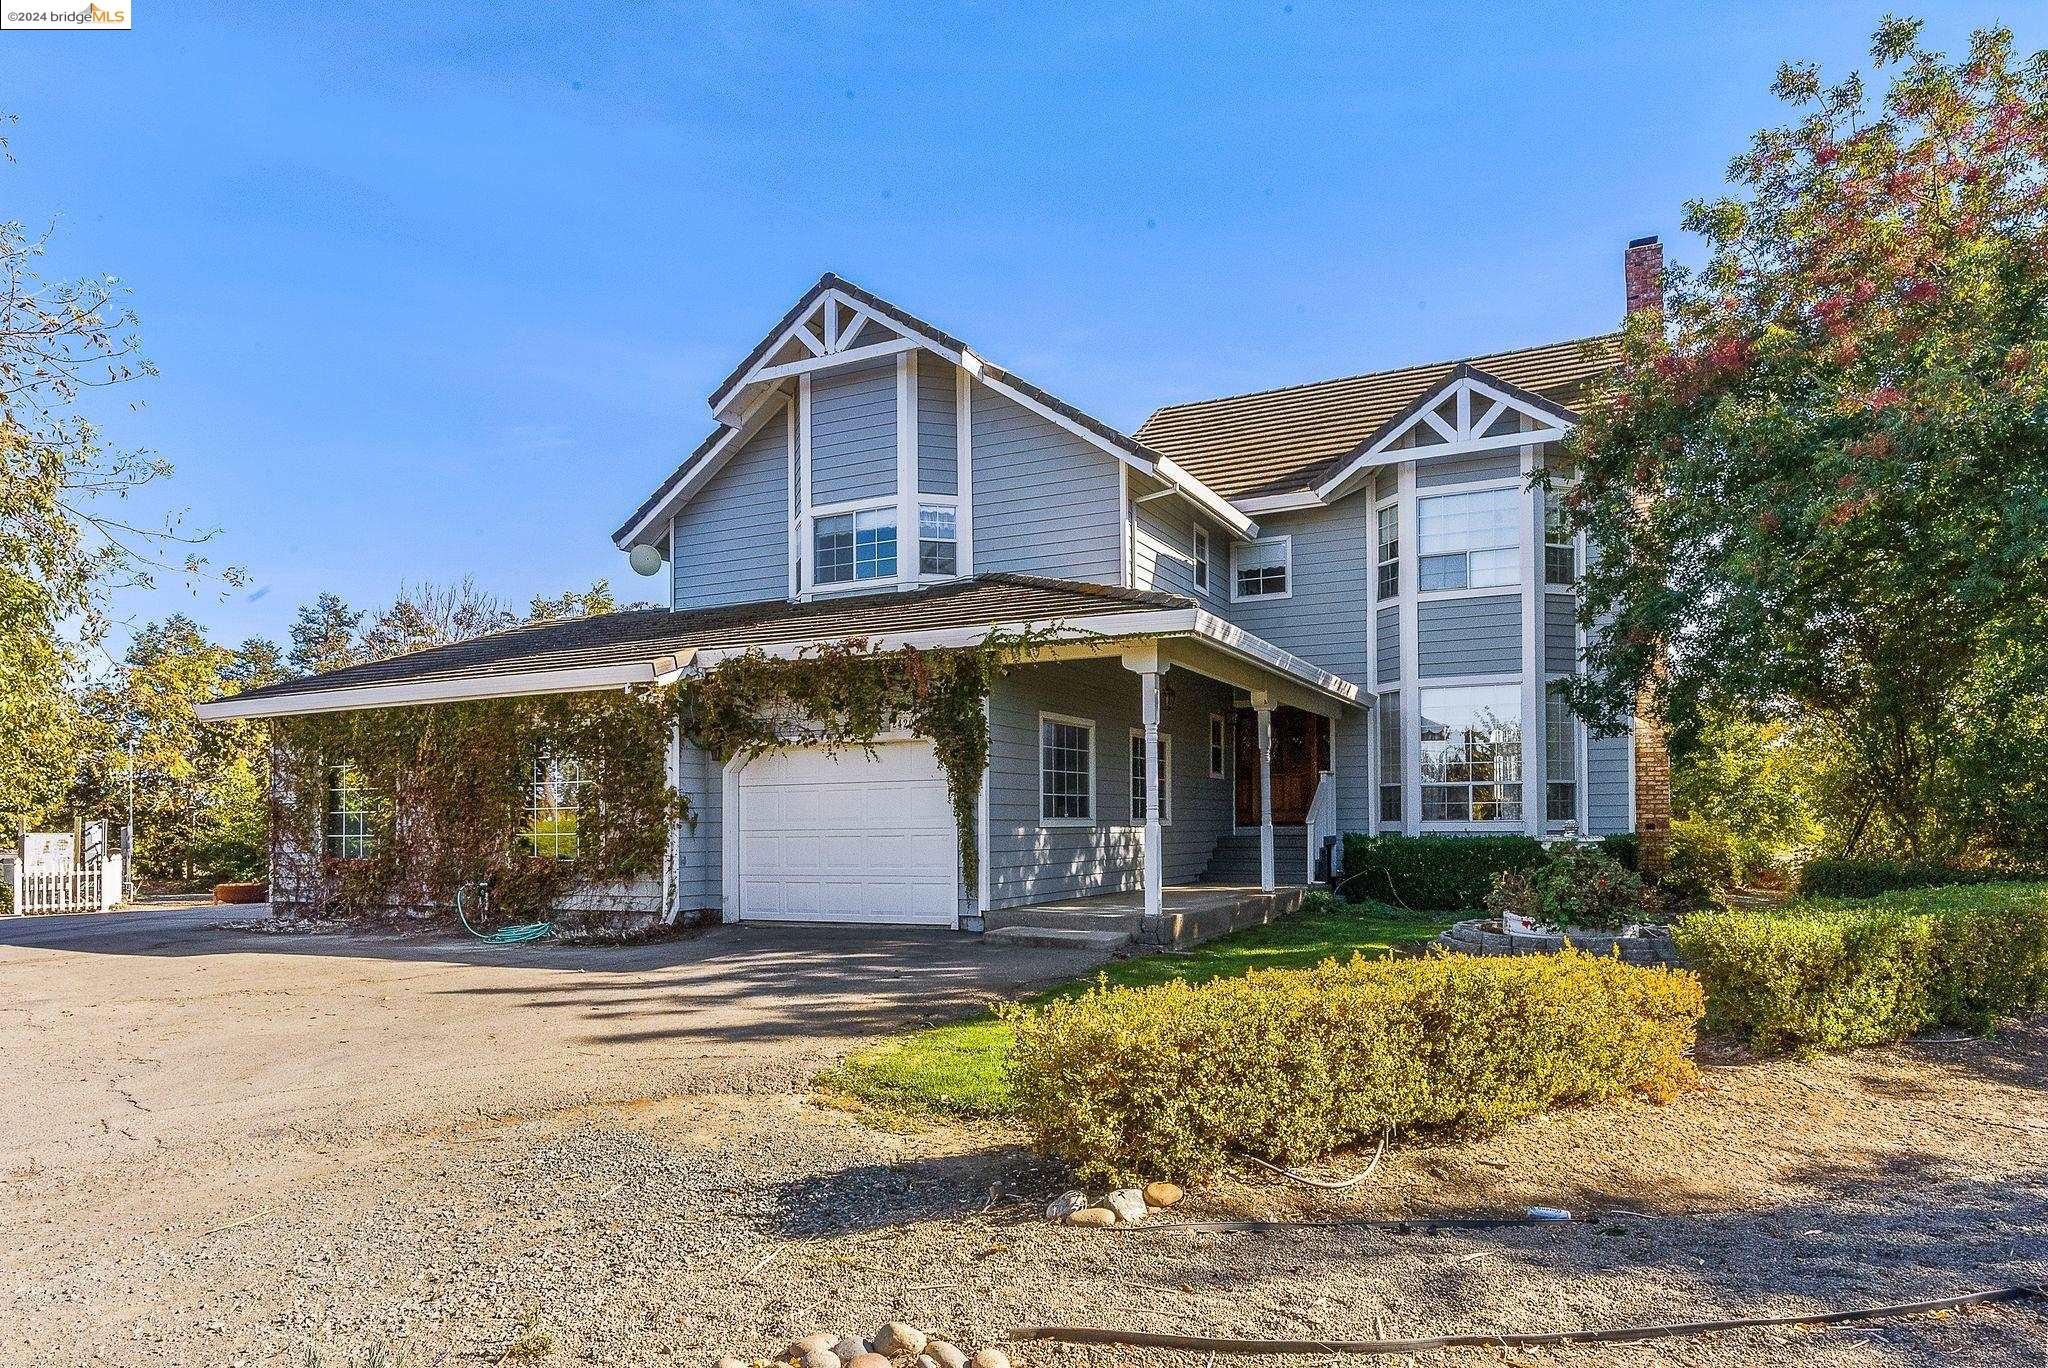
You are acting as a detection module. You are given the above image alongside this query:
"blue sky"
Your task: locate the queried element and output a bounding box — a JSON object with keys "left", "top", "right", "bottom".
{"left": 3, "top": 1, "right": 2033, "bottom": 658}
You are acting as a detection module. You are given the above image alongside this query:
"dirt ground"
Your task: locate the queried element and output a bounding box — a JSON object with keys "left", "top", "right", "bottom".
{"left": 4, "top": 909, "right": 2045, "bottom": 1367}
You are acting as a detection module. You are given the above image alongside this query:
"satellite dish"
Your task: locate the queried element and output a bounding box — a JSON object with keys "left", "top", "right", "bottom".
{"left": 627, "top": 543, "right": 666, "bottom": 577}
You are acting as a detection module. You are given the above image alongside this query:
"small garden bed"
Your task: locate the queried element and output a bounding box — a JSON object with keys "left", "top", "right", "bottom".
{"left": 821, "top": 897, "right": 1452, "bottom": 1119}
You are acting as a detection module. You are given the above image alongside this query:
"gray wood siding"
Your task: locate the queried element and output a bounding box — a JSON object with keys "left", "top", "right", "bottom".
{"left": 671, "top": 408, "right": 789, "bottom": 610}
{"left": 1544, "top": 594, "right": 1578, "bottom": 674}
{"left": 1587, "top": 729, "right": 1632, "bottom": 835}
{"left": 810, "top": 360, "right": 898, "bottom": 506}
{"left": 985, "top": 659, "right": 1234, "bottom": 909}
{"left": 969, "top": 383, "right": 1124, "bottom": 585}
{"left": 673, "top": 740, "right": 723, "bottom": 912}
{"left": 1417, "top": 594, "right": 1522, "bottom": 677}
{"left": 1417, "top": 452, "right": 1521, "bottom": 488}
{"left": 1375, "top": 606, "right": 1400, "bottom": 685}
{"left": 916, "top": 353, "right": 958, "bottom": 496}
{"left": 1131, "top": 487, "right": 1222, "bottom": 604}
{"left": 1216, "top": 500, "right": 1373, "bottom": 831}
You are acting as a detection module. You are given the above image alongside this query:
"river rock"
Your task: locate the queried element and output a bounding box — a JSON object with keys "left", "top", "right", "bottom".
{"left": 1144, "top": 1181, "right": 1183, "bottom": 1208}
{"left": 791, "top": 1333, "right": 838, "bottom": 1357}
{"left": 970, "top": 1351, "right": 1010, "bottom": 1368}
{"left": 801, "top": 1350, "right": 841, "bottom": 1368}
{"left": 1105, "top": 1188, "right": 1149, "bottom": 1223}
{"left": 1067, "top": 1206, "right": 1116, "bottom": 1227}
{"left": 1045, "top": 1189, "right": 1088, "bottom": 1222}
{"left": 928, "top": 1344, "right": 968, "bottom": 1368}
{"left": 848, "top": 1355, "right": 891, "bottom": 1368}
{"left": 715, "top": 1359, "right": 749, "bottom": 1368}
{"left": 873, "top": 1323, "right": 927, "bottom": 1356}
{"left": 833, "top": 1336, "right": 868, "bottom": 1360}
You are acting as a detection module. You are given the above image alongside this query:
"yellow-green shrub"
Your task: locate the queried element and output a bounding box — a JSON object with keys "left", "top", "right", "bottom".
{"left": 1005, "top": 950, "right": 1703, "bottom": 1183}
{"left": 1673, "top": 881, "right": 2048, "bottom": 1053}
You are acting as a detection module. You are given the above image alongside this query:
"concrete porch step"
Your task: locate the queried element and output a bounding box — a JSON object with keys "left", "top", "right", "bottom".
{"left": 983, "top": 925, "right": 1135, "bottom": 951}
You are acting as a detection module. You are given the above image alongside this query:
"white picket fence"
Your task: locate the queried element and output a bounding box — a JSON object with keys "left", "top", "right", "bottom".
{"left": 9, "top": 855, "right": 123, "bottom": 915}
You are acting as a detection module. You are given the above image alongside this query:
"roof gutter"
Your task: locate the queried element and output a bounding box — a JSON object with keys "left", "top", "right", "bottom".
{"left": 195, "top": 654, "right": 695, "bottom": 722}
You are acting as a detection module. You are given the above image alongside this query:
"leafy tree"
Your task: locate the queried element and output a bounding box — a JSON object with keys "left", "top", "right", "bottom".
{"left": 1670, "top": 708, "right": 1824, "bottom": 876}
{"left": 359, "top": 577, "right": 514, "bottom": 661}
{"left": 1, "top": 116, "right": 232, "bottom": 827}
{"left": 527, "top": 579, "right": 620, "bottom": 622}
{"left": 287, "top": 593, "right": 362, "bottom": 677}
{"left": 1564, "top": 19, "right": 2048, "bottom": 856}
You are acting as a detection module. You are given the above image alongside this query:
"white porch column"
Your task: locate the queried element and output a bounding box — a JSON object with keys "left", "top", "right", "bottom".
{"left": 1255, "top": 692, "right": 1276, "bottom": 891}
{"left": 1140, "top": 668, "right": 1164, "bottom": 924}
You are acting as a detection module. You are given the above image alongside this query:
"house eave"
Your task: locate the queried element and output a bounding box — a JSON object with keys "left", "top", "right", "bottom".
{"left": 194, "top": 656, "right": 693, "bottom": 721}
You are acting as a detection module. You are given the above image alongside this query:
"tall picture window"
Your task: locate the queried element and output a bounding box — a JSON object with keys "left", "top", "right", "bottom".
{"left": 1418, "top": 684, "right": 1523, "bottom": 823}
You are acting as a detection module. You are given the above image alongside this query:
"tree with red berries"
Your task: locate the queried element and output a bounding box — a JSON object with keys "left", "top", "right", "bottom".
{"left": 1563, "top": 18, "right": 2048, "bottom": 857}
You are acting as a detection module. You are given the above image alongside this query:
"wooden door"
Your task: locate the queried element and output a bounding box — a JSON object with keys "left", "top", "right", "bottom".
{"left": 1234, "top": 707, "right": 1329, "bottom": 826}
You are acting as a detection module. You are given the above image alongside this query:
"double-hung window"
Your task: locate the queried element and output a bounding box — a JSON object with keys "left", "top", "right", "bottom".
{"left": 1376, "top": 502, "right": 1399, "bottom": 600}
{"left": 1233, "top": 535, "right": 1291, "bottom": 600}
{"left": 1543, "top": 487, "right": 1577, "bottom": 586}
{"left": 918, "top": 505, "right": 957, "bottom": 577}
{"left": 1545, "top": 682, "right": 1578, "bottom": 825}
{"left": 1377, "top": 692, "right": 1403, "bottom": 824}
{"left": 1191, "top": 527, "right": 1212, "bottom": 593}
{"left": 323, "top": 765, "right": 379, "bottom": 859}
{"left": 523, "top": 754, "right": 587, "bottom": 861}
{"left": 1418, "top": 684, "right": 1523, "bottom": 823}
{"left": 1417, "top": 487, "right": 1519, "bottom": 592}
{"left": 1039, "top": 714, "right": 1094, "bottom": 824}
{"left": 1129, "top": 731, "right": 1172, "bottom": 824}
{"left": 813, "top": 507, "right": 896, "bottom": 586}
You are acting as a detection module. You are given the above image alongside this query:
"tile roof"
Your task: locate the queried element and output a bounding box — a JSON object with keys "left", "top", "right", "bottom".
{"left": 222, "top": 574, "right": 1190, "bottom": 709}
{"left": 1134, "top": 334, "right": 1623, "bottom": 500}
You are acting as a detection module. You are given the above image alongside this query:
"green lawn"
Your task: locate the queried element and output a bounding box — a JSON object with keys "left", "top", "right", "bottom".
{"left": 820, "top": 899, "right": 1453, "bottom": 1119}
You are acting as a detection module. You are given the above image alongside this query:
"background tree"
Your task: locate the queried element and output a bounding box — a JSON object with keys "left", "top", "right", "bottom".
{"left": 1564, "top": 19, "right": 2048, "bottom": 858}
{"left": 359, "top": 577, "right": 514, "bottom": 661}
{"left": 287, "top": 593, "right": 361, "bottom": 677}
{"left": 527, "top": 579, "right": 620, "bottom": 622}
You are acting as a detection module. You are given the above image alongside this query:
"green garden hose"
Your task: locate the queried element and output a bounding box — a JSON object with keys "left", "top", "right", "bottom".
{"left": 455, "top": 884, "right": 553, "bottom": 945}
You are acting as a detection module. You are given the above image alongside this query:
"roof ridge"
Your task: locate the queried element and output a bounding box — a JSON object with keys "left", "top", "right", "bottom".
{"left": 1139, "top": 332, "right": 1620, "bottom": 426}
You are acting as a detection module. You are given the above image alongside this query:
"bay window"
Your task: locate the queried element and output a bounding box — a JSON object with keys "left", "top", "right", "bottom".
{"left": 1417, "top": 487, "right": 1519, "bottom": 592}
{"left": 1545, "top": 682, "right": 1578, "bottom": 825}
{"left": 1377, "top": 691, "right": 1403, "bottom": 824}
{"left": 1418, "top": 684, "right": 1523, "bottom": 823}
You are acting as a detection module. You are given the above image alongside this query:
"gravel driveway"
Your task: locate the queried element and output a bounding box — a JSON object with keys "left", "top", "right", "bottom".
{"left": 4, "top": 908, "right": 2045, "bottom": 1368}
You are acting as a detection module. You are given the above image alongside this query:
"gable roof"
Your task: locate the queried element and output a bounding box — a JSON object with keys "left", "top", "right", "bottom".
{"left": 616, "top": 274, "right": 1255, "bottom": 550}
{"left": 1134, "top": 333, "right": 1622, "bottom": 502}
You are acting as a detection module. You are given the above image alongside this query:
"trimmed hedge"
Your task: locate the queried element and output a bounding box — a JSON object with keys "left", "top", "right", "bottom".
{"left": 1341, "top": 834, "right": 1549, "bottom": 910}
{"left": 1673, "top": 882, "right": 2048, "bottom": 1053}
{"left": 1006, "top": 950, "right": 1703, "bottom": 1183}
{"left": 1796, "top": 856, "right": 2043, "bottom": 900}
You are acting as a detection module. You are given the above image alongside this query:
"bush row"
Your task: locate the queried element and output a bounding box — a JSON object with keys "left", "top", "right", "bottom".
{"left": 1795, "top": 855, "right": 2047, "bottom": 900}
{"left": 1006, "top": 950, "right": 1703, "bottom": 1182}
{"left": 1340, "top": 833, "right": 1646, "bottom": 912}
{"left": 1672, "top": 882, "right": 2048, "bottom": 1053}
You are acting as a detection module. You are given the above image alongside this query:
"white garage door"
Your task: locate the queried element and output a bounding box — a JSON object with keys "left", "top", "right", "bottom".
{"left": 733, "top": 739, "right": 958, "bottom": 926}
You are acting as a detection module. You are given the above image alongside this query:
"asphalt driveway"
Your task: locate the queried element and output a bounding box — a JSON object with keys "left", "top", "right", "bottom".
{"left": 0, "top": 905, "right": 1104, "bottom": 1175}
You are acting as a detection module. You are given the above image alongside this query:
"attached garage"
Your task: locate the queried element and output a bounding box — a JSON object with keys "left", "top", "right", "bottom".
{"left": 727, "top": 738, "right": 959, "bottom": 926}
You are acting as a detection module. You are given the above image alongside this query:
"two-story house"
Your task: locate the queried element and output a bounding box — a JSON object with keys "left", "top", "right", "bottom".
{"left": 202, "top": 239, "right": 1669, "bottom": 937}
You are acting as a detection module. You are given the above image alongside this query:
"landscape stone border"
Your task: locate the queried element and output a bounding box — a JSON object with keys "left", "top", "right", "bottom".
{"left": 1437, "top": 918, "right": 1686, "bottom": 968}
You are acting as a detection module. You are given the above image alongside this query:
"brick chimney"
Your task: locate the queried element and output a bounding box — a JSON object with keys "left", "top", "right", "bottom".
{"left": 1624, "top": 235, "right": 1663, "bottom": 316}
{"left": 1621, "top": 233, "right": 1673, "bottom": 874}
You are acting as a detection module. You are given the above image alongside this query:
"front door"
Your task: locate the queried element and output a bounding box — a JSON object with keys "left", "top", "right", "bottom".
{"left": 1234, "top": 706, "right": 1329, "bottom": 827}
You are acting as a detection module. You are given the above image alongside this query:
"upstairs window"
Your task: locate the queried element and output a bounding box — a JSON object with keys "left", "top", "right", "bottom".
{"left": 918, "top": 505, "right": 958, "bottom": 576}
{"left": 1418, "top": 487, "right": 1519, "bottom": 592}
{"left": 1376, "top": 502, "right": 1399, "bottom": 600}
{"left": 1191, "top": 527, "right": 1212, "bottom": 593}
{"left": 1233, "top": 535, "right": 1291, "bottom": 601}
{"left": 1129, "top": 731, "right": 1173, "bottom": 824}
{"left": 814, "top": 507, "right": 896, "bottom": 585}
{"left": 523, "top": 755, "right": 587, "bottom": 861}
{"left": 1544, "top": 487, "right": 1578, "bottom": 586}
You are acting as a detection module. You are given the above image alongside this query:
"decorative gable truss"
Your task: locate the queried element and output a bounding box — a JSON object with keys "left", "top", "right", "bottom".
{"left": 1313, "top": 364, "right": 1577, "bottom": 504}
{"left": 710, "top": 284, "right": 924, "bottom": 426}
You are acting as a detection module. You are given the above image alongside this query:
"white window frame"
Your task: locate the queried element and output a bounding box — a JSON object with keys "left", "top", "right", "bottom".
{"left": 1129, "top": 729, "right": 1173, "bottom": 826}
{"left": 1208, "top": 713, "right": 1226, "bottom": 778}
{"left": 1231, "top": 533, "right": 1293, "bottom": 602}
{"left": 916, "top": 497, "right": 961, "bottom": 580}
{"left": 805, "top": 494, "right": 900, "bottom": 594}
{"left": 1543, "top": 484, "right": 1578, "bottom": 587}
{"left": 1416, "top": 679, "right": 1527, "bottom": 828}
{"left": 1375, "top": 497, "right": 1400, "bottom": 601}
{"left": 1191, "top": 526, "right": 1212, "bottom": 594}
{"left": 1038, "top": 711, "right": 1096, "bottom": 827}
{"left": 523, "top": 753, "right": 588, "bottom": 862}
{"left": 1416, "top": 481, "right": 1522, "bottom": 597}
{"left": 323, "top": 764, "right": 378, "bottom": 860}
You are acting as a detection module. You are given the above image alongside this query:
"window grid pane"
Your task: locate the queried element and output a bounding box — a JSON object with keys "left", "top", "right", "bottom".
{"left": 1040, "top": 720, "right": 1092, "bottom": 821}
{"left": 814, "top": 514, "right": 855, "bottom": 584}
{"left": 324, "top": 767, "right": 376, "bottom": 859}
{"left": 525, "top": 756, "right": 585, "bottom": 861}
{"left": 918, "top": 505, "right": 957, "bottom": 576}
{"left": 1377, "top": 691, "right": 1403, "bottom": 824}
{"left": 1417, "top": 685, "right": 1523, "bottom": 825}
{"left": 1545, "top": 683, "right": 1578, "bottom": 825}
{"left": 1193, "top": 529, "right": 1211, "bottom": 591}
{"left": 1376, "top": 505, "right": 1399, "bottom": 601}
{"left": 1417, "top": 488, "right": 1518, "bottom": 594}
{"left": 853, "top": 507, "right": 896, "bottom": 580}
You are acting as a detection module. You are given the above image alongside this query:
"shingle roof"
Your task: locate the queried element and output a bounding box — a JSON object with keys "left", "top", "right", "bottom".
{"left": 221, "top": 574, "right": 1190, "bottom": 709}
{"left": 1135, "top": 334, "right": 1623, "bottom": 501}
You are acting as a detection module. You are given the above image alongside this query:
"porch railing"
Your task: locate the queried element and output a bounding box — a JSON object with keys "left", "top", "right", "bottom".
{"left": 1305, "top": 770, "right": 1338, "bottom": 885}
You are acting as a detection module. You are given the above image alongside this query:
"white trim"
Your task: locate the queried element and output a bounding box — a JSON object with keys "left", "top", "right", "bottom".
{"left": 895, "top": 350, "right": 918, "bottom": 590}
{"left": 1118, "top": 461, "right": 1133, "bottom": 587}
{"left": 720, "top": 752, "right": 742, "bottom": 921}
{"left": 1208, "top": 711, "right": 1227, "bottom": 778}
{"left": 1233, "top": 490, "right": 1322, "bottom": 514}
{"left": 1229, "top": 533, "right": 1294, "bottom": 603}
{"left": 1518, "top": 445, "right": 1544, "bottom": 837}
{"left": 977, "top": 693, "right": 992, "bottom": 916}
{"left": 743, "top": 335, "right": 921, "bottom": 387}
{"left": 955, "top": 366, "right": 975, "bottom": 576}
{"left": 1037, "top": 710, "right": 1097, "bottom": 827}
{"left": 1153, "top": 455, "right": 1259, "bottom": 540}
{"left": 195, "top": 656, "right": 692, "bottom": 721}
{"left": 1129, "top": 728, "right": 1174, "bottom": 826}
{"left": 1315, "top": 376, "right": 1574, "bottom": 504}
{"left": 784, "top": 398, "right": 799, "bottom": 599}
{"left": 1397, "top": 459, "right": 1421, "bottom": 835}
